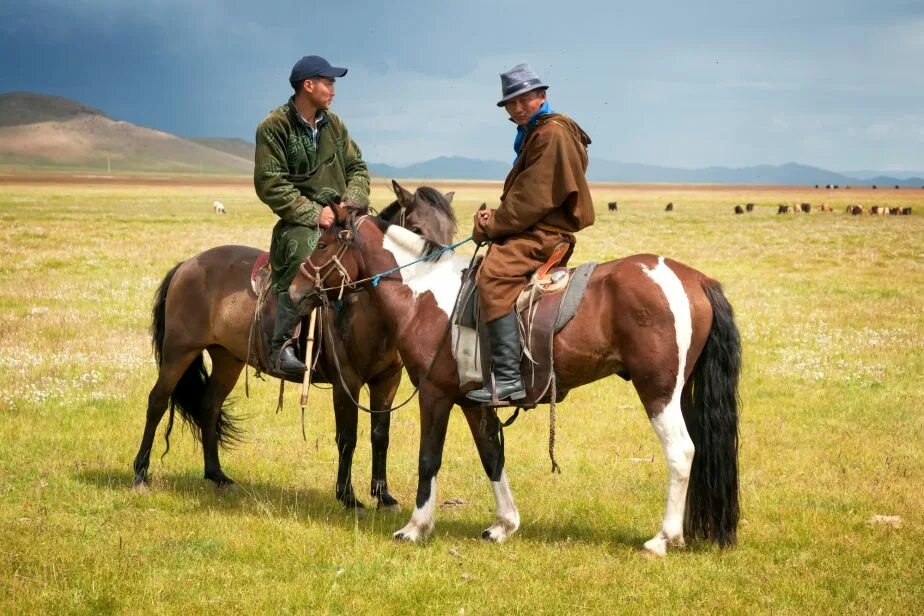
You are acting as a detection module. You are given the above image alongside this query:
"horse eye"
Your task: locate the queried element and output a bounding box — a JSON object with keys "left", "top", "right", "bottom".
{"left": 317, "top": 241, "right": 327, "bottom": 250}
{"left": 411, "top": 226, "right": 422, "bottom": 234}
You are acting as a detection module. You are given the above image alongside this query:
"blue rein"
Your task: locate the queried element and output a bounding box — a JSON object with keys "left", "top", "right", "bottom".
{"left": 370, "top": 235, "right": 474, "bottom": 287}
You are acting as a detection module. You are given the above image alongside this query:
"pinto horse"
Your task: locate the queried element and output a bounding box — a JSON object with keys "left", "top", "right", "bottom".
{"left": 290, "top": 205, "right": 741, "bottom": 556}
{"left": 132, "top": 182, "right": 456, "bottom": 512}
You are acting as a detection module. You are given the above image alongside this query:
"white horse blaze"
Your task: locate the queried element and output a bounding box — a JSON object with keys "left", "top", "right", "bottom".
{"left": 382, "top": 226, "right": 467, "bottom": 317}
{"left": 641, "top": 257, "right": 695, "bottom": 556}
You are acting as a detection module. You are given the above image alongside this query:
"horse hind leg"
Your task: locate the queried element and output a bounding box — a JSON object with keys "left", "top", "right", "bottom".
{"left": 461, "top": 407, "right": 520, "bottom": 542}
{"left": 639, "top": 381, "right": 695, "bottom": 557}
{"left": 200, "top": 346, "right": 244, "bottom": 488}
{"left": 636, "top": 255, "right": 695, "bottom": 556}
{"left": 132, "top": 347, "right": 202, "bottom": 489}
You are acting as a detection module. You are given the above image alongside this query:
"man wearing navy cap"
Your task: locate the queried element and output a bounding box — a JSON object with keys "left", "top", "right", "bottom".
{"left": 467, "top": 63, "right": 594, "bottom": 404}
{"left": 255, "top": 55, "right": 371, "bottom": 375}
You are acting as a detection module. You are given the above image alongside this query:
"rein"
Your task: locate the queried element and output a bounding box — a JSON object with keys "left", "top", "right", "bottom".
{"left": 304, "top": 226, "right": 482, "bottom": 416}
{"left": 298, "top": 217, "right": 474, "bottom": 299}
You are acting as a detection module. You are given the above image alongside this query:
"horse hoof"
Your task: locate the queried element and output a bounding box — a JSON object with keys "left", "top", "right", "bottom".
{"left": 378, "top": 501, "right": 401, "bottom": 513}
{"left": 393, "top": 530, "right": 416, "bottom": 543}
{"left": 215, "top": 481, "right": 238, "bottom": 494}
{"left": 132, "top": 480, "right": 149, "bottom": 493}
{"left": 642, "top": 537, "right": 668, "bottom": 557}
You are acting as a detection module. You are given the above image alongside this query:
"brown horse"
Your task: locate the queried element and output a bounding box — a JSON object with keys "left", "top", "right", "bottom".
{"left": 132, "top": 182, "right": 457, "bottom": 512}
{"left": 290, "top": 205, "right": 741, "bottom": 556}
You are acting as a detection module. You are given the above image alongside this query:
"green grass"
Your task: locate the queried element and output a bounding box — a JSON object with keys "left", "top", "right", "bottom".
{"left": 1, "top": 181, "right": 922, "bottom": 614}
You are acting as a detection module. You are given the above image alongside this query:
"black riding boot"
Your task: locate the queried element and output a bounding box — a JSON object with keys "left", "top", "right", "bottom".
{"left": 466, "top": 310, "right": 526, "bottom": 404}
{"left": 269, "top": 291, "right": 307, "bottom": 374}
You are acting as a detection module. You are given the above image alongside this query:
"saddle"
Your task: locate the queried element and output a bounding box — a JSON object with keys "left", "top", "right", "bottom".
{"left": 249, "top": 253, "right": 326, "bottom": 384}
{"left": 452, "top": 247, "right": 597, "bottom": 408}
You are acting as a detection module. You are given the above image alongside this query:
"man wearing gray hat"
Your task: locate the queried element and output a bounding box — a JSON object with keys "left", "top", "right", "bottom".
{"left": 467, "top": 64, "right": 594, "bottom": 404}
{"left": 254, "top": 55, "right": 371, "bottom": 375}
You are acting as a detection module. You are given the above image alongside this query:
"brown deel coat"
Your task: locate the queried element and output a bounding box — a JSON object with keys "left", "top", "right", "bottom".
{"left": 475, "top": 113, "right": 594, "bottom": 321}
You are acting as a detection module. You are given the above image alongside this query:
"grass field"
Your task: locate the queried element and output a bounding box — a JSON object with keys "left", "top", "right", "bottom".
{"left": 1, "top": 178, "right": 922, "bottom": 614}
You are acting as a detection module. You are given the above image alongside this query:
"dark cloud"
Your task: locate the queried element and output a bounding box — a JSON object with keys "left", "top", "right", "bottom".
{"left": 2, "top": 0, "right": 922, "bottom": 170}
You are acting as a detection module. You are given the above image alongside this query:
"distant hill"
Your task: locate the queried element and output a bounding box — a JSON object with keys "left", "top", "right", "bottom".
{"left": 371, "top": 155, "right": 924, "bottom": 187}
{"left": 0, "top": 92, "right": 252, "bottom": 174}
{"left": 369, "top": 156, "right": 511, "bottom": 180}
{"left": 0, "top": 92, "right": 109, "bottom": 127}
{"left": 187, "top": 137, "right": 255, "bottom": 162}
{"left": 3, "top": 92, "right": 922, "bottom": 186}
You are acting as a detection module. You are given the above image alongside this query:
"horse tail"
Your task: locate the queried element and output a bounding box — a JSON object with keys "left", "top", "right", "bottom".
{"left": 151, "top": 262, "right": 242, "bottom": 458}
{"left": 684, "top": 280, "right": 741, "bottom": 547}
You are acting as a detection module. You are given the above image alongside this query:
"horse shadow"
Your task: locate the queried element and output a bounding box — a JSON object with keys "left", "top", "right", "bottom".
{"left": 78, "top": 468, "right": 654, "bottom": 549}
{"left": 76, "top": 467, "right": 405, "bottom": 536}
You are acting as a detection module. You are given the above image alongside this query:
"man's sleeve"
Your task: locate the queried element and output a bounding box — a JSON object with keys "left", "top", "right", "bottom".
{"left": 339, "top": 122, "right": 371, "bottom": 206}
{"left": 484, "top": 126, "right": 580, "bottom": 239}
{"left": 254, "top": 120, "right": 322, "bottom": 226}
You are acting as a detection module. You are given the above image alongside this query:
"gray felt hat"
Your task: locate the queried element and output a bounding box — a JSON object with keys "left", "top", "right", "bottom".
{"left": 496, "top": 63, "right": 548, "bottom": 106}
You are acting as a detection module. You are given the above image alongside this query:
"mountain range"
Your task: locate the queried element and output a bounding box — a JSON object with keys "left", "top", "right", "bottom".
{"left": 1, "top": 92, "right": 922, "bottom": 187}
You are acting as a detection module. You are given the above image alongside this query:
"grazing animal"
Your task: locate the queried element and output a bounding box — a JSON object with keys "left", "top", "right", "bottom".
{"left": 872, "top": 185, "right": 877, "bottom": 189}
{"left": 745, "top": 203, "right": 755, "bottom": 212}
{"left": 894, "top": 185, "right": 900, "bottom": 190}
{"left": 800, "top": 203, "right": 811, "bottom": 213}
{"left": 777, "top": 205, "right": 790, "bottom": 214}
{"left": 817, "top": 203, "right": 832, "bottom": 212}
{"left": 889, "top": 207, "right": 900, "bottom": 215}
{"left": 291, "top": 204, "right": 742, "bottom": 556}
{"left": 132, "top": 183, "right": 456, "bottom": 514}
{"left": 901, "top": 207, "right": 912, "bottom": 215}
{"left": 834, "top": 185, "right": 839, "bottom": 189}
{"left": 846, "top": 205, "right": 864, "bottom": 216}
{"left": 665, "top": 202, "right": 674, "bottom": 212}
{"left": 213, "top": 201, "right": 226, "bottom": 214}
{"left": 608, "top": 201, "right": 618, "bottom": 212}
{"left": 734, "top": 205, "right": 744, "bottom": 214}
{"left": 814, "top": 184, "right": 819, "bottom": 189}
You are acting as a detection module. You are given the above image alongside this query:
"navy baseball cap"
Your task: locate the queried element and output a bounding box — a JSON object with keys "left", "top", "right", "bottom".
{"left": 289, "top": 55, "right": 348, "bottom": 85}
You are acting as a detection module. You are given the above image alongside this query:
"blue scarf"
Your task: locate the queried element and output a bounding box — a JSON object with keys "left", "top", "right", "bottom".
{"left": 512, "top": 100, "right": 552, "bottom": 160}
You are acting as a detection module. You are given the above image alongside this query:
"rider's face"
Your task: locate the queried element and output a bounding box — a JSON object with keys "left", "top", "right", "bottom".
{"left": 504, "top": 90, "right": 546, "bottom": 126}
{"left": 303, "top": 77, "right": 336, "bottom": 110}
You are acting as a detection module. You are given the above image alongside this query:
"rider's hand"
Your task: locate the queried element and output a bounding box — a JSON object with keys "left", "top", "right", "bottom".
{"left": 318, "top": 206, "right": 335, "bottom": 229}
{"left": 472, "top": 209, "right": 494, "bottom": 244}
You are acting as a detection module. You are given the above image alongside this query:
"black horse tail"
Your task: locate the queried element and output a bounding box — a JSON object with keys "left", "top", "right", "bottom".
{"left": 151, "top": 263, "right": 242, "bottom": 458}
{"left": 684, "top": 281, "right": 741, "bottom": 547}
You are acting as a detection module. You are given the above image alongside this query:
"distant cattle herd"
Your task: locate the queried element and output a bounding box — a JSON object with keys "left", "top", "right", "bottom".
{"left": 602, "top": 200, "right": 913, "bottom": 216}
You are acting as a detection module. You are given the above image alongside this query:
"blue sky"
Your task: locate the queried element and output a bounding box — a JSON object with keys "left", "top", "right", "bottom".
{"left": 2, "top": 0, "right": 923, "bottom": 171}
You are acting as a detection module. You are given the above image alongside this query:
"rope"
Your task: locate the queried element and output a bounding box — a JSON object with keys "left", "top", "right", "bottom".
{"left": 549, "top": 353, "right": 561, "bottom": 474}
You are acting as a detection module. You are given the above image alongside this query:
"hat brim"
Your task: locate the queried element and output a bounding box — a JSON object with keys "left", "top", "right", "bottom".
{"left": 317, "top": 66, "right": 348, "bottom": 78}
{"left": 496, "top": 84, "right": 548, "bottom": 107}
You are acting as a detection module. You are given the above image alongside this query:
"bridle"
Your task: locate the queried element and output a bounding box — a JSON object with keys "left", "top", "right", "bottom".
{"left": 298, "top": 214, "right": 371, "bottom": 302}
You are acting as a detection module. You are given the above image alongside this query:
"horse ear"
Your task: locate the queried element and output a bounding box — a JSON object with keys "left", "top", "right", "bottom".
{"left": 391, "top": 179, "right": 414, "bottom": 204}
{"left": 478, "top": 203, "right": 487, "bottom": 211}
{"left": 333, "top": 203, "right": 347, "bottom": 223}
{"left": 444, "top": 191, "right": 455, "bottom": 205}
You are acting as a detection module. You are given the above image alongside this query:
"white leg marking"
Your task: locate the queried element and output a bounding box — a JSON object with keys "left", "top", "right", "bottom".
{"left": 393, "top": 477, "right": 437, "bottom": 542}
{"left": 483, "top": 470, "right": 520, "bottom": 542}
{"left": 641, "top": 257, "right": 695, "bottom": 556}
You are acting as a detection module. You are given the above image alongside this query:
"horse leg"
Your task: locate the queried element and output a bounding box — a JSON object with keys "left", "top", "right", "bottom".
{"left": 201, "top": 346, "right": 243, "bottom": 488}
{"left": 332, "top": 382, "right": 365, "bottom": 510}
{"left": 368, "top": 368, "right": 401, "bottom": 511}
{"left": 393, "top": 390, "right": 453, "bottom": 542}
{"left": 461, "top": 407, "right": 520, "bottom": 542}
{"left": 636, "top": 373, "right": 695, "bottom": 557}
{"left": 132, "top": 347, "right": 201, "bottom": 488}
